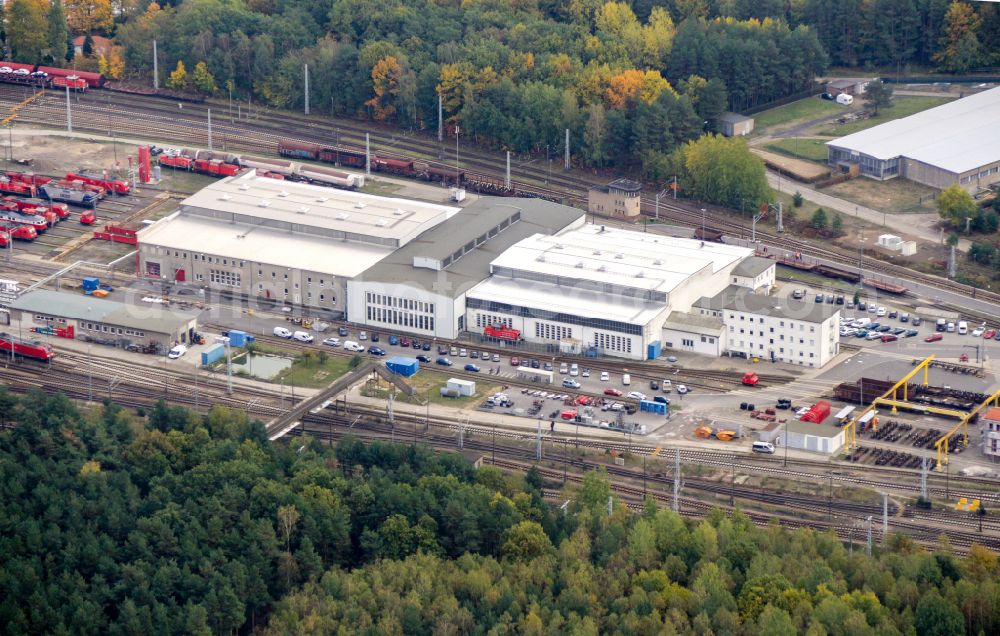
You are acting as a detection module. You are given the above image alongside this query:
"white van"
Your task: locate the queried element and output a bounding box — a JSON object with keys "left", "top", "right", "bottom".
{"left": 853, "top": 317, "right": 871, "bottom": 328}
{"left": 293, "top": 330, "right": 314, "bottom": 343}
{"left": 752, "top": 441, "right": 776, "bottom": 454}
{"left": 622, "top": 373, "right": 631, "bottom": 386}
{"left": 273, "top": 326, "right": 293, "bottom": 338}
{"left": 569, "top": 363, "right": 579, "bottom": 376}
{"left": 167, "top": 344, "right": 187, "bottom": 359}
{"left": 343, "top": 341, "right": 364, "bottom": 352}
{"left": 559, "top": 362, "right": 569, "bottom": 374}
{"left": 958, "top": 321, "right": 968, "bottom": 335}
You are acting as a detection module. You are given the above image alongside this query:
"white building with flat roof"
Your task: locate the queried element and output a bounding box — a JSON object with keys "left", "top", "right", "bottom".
{"left": 137, "top": 171, "right": 460, "bottom": 314}
{"left": 827, "top": 86, "right": 1000, "bottom": 192}
{"left": 465, "top": 226, "right": 755, "bottom": 359}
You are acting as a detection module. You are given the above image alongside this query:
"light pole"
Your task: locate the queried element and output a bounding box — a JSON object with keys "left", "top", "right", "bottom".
{"left": 654, "top": 188, "right": 670, "bottom": 222}
{"left": 700, "top": 208, "right": 707, "bottom": 239}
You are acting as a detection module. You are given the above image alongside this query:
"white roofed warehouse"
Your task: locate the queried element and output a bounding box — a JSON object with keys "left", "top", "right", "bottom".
{"left": 826, "top": 87, "right": 1000, "bottom": 192}
{"left": 137, "top": 171, "right": 460, "bottom": 316}
{"left": 465, "top": 226, "right": 760, "bottom": 360}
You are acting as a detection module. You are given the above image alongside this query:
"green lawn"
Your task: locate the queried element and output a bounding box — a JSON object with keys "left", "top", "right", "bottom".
{"left": 764, "top": 138, "right": 829, "bottom": 163}
{"left": 363, "top": 369, "right": 502, "bottom": 407}
{"left": 274, "top": 352, "right": 355, "bottom": 389}
{"left": 752, "top": 98, "right": 843, "bottom": 132}
{"left": 819, "top": 97, "right": 952, "bottom": 136}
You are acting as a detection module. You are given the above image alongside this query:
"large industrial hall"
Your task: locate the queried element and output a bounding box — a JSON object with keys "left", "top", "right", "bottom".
{"left": 826, "top": 85, "right": 1000, "bottom": 192}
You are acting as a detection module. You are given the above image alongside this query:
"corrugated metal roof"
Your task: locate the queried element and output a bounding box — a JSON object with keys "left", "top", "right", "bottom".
{"left": 826, "top": 87, "right": 1000, "bottom": 174}
{"left": 10, "top": 290, "right": 197, "bottom": 335}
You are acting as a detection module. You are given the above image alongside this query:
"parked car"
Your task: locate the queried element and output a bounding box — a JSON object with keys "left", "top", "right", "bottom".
{"left": 464, "top": 363, "right": 481, "bottom": 372}
{"left": 815, "top": 294, "right": 824, "bottom": 303}
{"left": 530, "top": 359, "right": 540, "bottom": 369}
{"left": 650, "top": 379, "right": 660, "bottom": 390}
{"left": 604, "top": 388, "right": 623, "bottom": 397}
{"left": 911, "top": 316, "right": 922, "bottom": 326}
{"left": 904, "top": 330, "right": 919, "bottom": 338}
{"left": 370, "top": 333, "right": 380, "bottom": 342}
{"left": 412, "top": 340, "right": 423, "bottom": 349}
{"left": 562, "top": 378, "right": 581, "bottom": 389}
{"left": 653, "top": 396, "right": 671, "bottom": 405}
{"left": 470, "top": 350, "right": 479, "bottom": 359}
{"left": 322, "top": 337, "right": 340, "bottom": 347}
{"left": 676, "top": 385, "right": 689, "bottom": 394}
{"left": 600, "top": 371, "right": 610, "bottom": 381}
{"left": 986, "top": 329, "right": 997, "bottom": 340}
{"left": 273, "top": 326, "right": 293, "bottom": 338}
{"left": 293, "top": 331, "right": 314, "bottom": 343}
{"left": 423, "top": 342, "right": 432, "bottom": 351}
{"left": 167, "top": 344, "right": 188, "bottom": 359}
{"left": 359, "top": 331, "right": 368, "bottom": 340}
{"left": 581, "top": 368, "right": 590, "bottom": 377}
{"left": 888, "top": 310, "right": 898, "bottom": 319}
{"left": 367, "top": 346, "right": 386, "bottom": 356}
{"left": 876, "top": 307, "right": 886, "bottom": 317}
{"left": 400, "top": 337, "right": 411, "bottom": 347}
{"left": 626, "top": 391, "right": 647, "bottom": 401}
{"left": 338, "top": 326, "right": 349, "bottom": 337}
{"left": 388, "top": 335, "right": 399, "bottom": 346}
{"left": 416, "top": 354, "right": 431, "bottom": 363}
{"left": 972, "top": 326, "right": 985, "bottom": 337}
{"left": 820, "top": 92, "right": 835, "bottom": 100}
{"left": 436, "top": 357, "right": 453, "bottom": 366}
{"left": 511, "top": 356, "right": 521, "bottom": 366}
{"left": 459, "top": 348, "right": 468, "bottom": 357}
{"left": 880, "top": 334, "right": 898, "bottom": 343}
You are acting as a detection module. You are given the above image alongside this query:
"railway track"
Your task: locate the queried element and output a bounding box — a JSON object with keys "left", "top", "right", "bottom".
{"left": 8, "top": 86, "right": 1000, "bottom": 311}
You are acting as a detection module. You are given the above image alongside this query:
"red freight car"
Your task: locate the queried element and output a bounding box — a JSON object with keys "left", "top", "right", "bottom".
{"left": 38, "top": 66, "right": 104, "bottom": 88}
{"left": 0, "top": 332, "right": 54, "bottom": 361}
{"left": 320, "top": 148, "right": 367, "bottom": 168}
{"left": 484, "top": 325, "right": 522, "bottom": 342}
{"left": 372, "top": 157, "right": 415, "bottom": 176}
{"left": 193, "top": 159, "right": 240, "bottom": 177}
{"left": 65, "top": 172, "right": 130, "bottom": 195}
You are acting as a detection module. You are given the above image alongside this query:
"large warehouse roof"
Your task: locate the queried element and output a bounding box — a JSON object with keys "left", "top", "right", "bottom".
{"left": 826, "top": 87, "right": 1000, "bottom": 174}
{"left": 139, "top": 212, "right": 393, "bottom": 278}
{"left": 180, "top": 171, "right": 459, "bottom": 247}
{"left": 489, "top": 226, "right": 753, "bottom": 295}
{"left": 352, "top": 198, "right": 584, "bottom": 299}
{"left": 10, "top": 290, "right": 197, "bottom": 334}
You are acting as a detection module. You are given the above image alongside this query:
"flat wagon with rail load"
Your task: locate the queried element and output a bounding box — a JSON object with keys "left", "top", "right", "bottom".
{"left": 295, "top": 164, "right": 364, "bottom": 189}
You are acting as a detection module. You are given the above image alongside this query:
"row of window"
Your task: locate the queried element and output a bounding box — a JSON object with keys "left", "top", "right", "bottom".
{"left": 33, "top": 314, "right": 67, "bottom": 324}
{"left": 210, "top": 269, "right": 242, "bottom": 288}
{"left": 733, "top": 327, "right": 814, "bottom": 346}
{"left": 594, "top": 332, "right": 632, "bottom": 353}
{"left": 466, "top": 298, "right": 642, "bottom": 335}
{"left": 730, "top": 313, "right": 817, "bottom": 333}
{"left": 534, "top": 322, "right": 573, "bottom": 341}
{"left": 441, "top": 212, "right": 520, "bottom": 269}
{"left": 475, "top": 313, "right": 512, "bottom": 329}
{"left": 82, "top": 322, "right": 145, "bottom": 337}
{"left": 366, "top": 305, "right": 435, "bottom": 331}
{"left": 366, "top": 292, "right": 435, "bottom": 315}
{"left": 962, "top": 166, "right": 1000, "bottom": 184}
{"left": 730, "top": 339, "right": 815, "bottom": 359}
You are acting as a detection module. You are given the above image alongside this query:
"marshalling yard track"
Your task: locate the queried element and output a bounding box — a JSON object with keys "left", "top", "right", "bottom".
{"left": 4, "top": 83, "right": 1000, "bottom": 310}
{"left": 4, "top": 335, "right": 1000, "bottom": 554}
{"left": 3, "top": 86, "right": 1000, "bottom": 552}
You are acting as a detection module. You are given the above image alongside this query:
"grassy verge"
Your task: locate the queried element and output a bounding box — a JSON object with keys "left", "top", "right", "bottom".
{"left": 274, "top": 351, "right": 356, "bottom": 388}
{"left": 362, "top": 370, "right": 502, "bottom": 407}
{"left": 818, "top": 97, "right": 952, "bottom": 136}
{"left": 753, "top": 98, "right": 842, "bottom": 132}
{"left": 764, "top": 138, "right": 829, "bottom": 163}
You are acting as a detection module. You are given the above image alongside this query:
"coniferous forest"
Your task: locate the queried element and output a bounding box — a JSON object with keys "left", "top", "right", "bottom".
{"left": 1, "top": 387, "right": 999, "bottom": 634}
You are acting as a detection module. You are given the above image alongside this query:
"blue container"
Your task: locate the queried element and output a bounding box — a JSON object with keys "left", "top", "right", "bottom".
{"left": 385, "top": 356, "right": 419, "bottom": 377}
{"left": 82, "top": 277, "right": 100, "bottom": 292}
{"left": 647, "top": 341, "right": 662, "bottom": 360}
{"left": 201, "top": 343, "right": 225, "bottom": 366}
{"left": 640, "top": 400, "right": 667, "bottom": 415}
{"left": 227, "top": 329, "right": 247, "bottom": 348}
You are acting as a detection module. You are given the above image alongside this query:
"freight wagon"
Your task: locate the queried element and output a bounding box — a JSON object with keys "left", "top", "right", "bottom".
{"left": 240, "top": 155, "right": 295, "bottom": 175}
{"left": 295, "top": 165, "right": 364, "bottom": 189}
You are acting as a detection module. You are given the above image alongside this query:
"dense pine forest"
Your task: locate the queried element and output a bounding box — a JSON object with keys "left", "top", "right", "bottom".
{"left": 1, "top": 387, "right": 999, "bottom": 634}
{"left": 3, "top": 0, "right": 999, "bottom": 177}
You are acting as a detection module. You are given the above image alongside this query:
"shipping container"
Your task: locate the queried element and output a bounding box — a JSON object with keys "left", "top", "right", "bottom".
{"left": 446, "top": 378, "right": 475, "bottom": 396}
{"left": 226, "top": 329, "right": 248, "bottom": 348}
{"left": 800, "top": 400, "right": 831, "bottom": 423}
{"left": 386, "top": 356, "right": 420, "bottom": 377}
{"left": 201, "top": 343, "right": 225, "bottom": 366}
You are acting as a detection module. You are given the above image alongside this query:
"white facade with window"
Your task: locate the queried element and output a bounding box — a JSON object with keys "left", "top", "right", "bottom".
{"left": 345, "top": 283, "right": 465, "bottom": 339}
{"left": 723, "top": 294, "right": 840, "bottom": 367}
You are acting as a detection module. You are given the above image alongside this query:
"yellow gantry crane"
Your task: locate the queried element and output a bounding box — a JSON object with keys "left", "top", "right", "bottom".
{"left": 844, "top": 355, "right": 937, "bottom": 451}
{"left": 935, "top": 389, "right": 1000, "bottom": 470}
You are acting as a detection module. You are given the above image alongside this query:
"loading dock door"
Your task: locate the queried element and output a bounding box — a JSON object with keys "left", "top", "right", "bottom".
{"left": 174, "top": 268, "right": 185, "bottom": 282}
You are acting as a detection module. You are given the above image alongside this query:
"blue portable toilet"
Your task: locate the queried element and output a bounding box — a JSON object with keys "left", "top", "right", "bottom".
{"left": 647, "top": 341, "right": 662, "bottom": 360}
{"left": 227, "top": 329, "right": 247, "bottom": 348}
{"left": 82, "top": 277, "right": 100, "bottom": 294}
{"left": 385, "top": 356, "right": 420, "bottom": 377}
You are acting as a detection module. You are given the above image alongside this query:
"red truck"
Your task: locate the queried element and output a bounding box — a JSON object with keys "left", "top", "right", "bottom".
{"left": 66, "top": 172, "right": 130, "bottom": 195}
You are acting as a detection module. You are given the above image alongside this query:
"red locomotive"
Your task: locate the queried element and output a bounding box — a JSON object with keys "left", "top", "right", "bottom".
{"left": 65, "top": 172, "right": 130, "bottom": 195}
{"left": 158, "top": 155, "right": 193, "bottom": 170}
{"left": 0, "top": 224, "right": 38, "bottom": 240}
{"left": 0, "top": 207, "right": 50, "bottom": 231}
{"left": 484, "top": 325, "right": 522, "bottom": 342}
{"left": 193, "top": 159, "right": 240, "bottom": 177}
{"left": 0, "top": 333, "right": 54, "bottom": 361}
{"left": 80, "top": 209, "right": 96, "bottom": 225}
{"left": 3, "top": 196, "right": 66, "bottom": 222}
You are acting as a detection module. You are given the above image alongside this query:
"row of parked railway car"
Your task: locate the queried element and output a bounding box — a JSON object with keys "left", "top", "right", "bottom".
{"left": 278, "top": 140, "right": 464, "bottom": 186}
{"left": 0, "top": 60, "right": 102, "bottom": 91}
{"left": 157, "top": 148, "right": 368, "bottom": 189}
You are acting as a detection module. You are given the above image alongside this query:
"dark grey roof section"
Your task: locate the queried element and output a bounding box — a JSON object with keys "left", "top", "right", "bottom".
{"left": 693, "top": 285, "right": 744, "bottom": 311}
{"left": 732, "top": 256, "right": 775, "bottom": 278}
{"left": 354, "top": 197, "right": 584, "bottom": 299}
{"left": 589, "top": 178, "right": 642, "bottom": 194}
{"left": 9, "top": 290, "right": 198, "bottom": 334}
{"left": 722, "top": 288, "right": 840, "bottom": 323}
